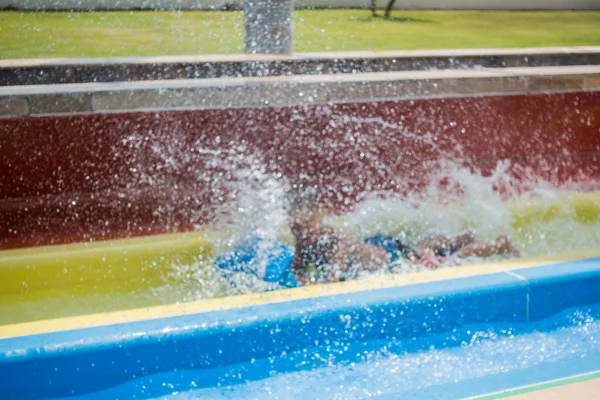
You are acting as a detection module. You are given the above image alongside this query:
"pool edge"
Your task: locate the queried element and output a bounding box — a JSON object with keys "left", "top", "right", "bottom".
{"left": 2, "top": 247, "right": 599, "bottom": 340}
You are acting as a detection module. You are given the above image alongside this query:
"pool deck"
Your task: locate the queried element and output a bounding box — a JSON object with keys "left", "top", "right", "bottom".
{"left": 512, "top": 378, "right": 599, "bottom": 399}
{"left": 513, "top": 379, "right": 600, "bottom": 399}
{"left": 473, "top": 371, "right": 600, "bottom": 399}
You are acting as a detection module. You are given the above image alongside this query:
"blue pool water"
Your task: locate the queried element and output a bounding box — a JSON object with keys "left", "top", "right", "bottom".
{"left": 66, "top": 305, "right": 600, "bottom": 400}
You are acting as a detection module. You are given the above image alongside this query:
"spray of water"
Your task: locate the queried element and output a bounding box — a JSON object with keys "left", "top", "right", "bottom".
{"left": 154, "top": 142, "right": 292, "bottom": 299}
{"left": 132, "top": 111, "right": 599, "bottom": 301}
{"left": 156, "top": 151, "right": 599, "bottom": 302}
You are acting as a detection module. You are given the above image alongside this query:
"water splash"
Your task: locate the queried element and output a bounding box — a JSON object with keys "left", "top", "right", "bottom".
{"left": 157, "top": 153, "right": 599, "bottom": 301}
{"left": 336, "top": 159, "right": 600, "bottom": 259}
{"left": 156, "top": 144, "right": 292, "bottom": 299}
{"left": 131, "top": 111, "right": 599, "bottom": 299}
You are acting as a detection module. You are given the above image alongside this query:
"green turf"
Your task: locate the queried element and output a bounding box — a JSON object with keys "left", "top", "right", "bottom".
{"left": 0, "top": 10, "right": 599, "bottom": 59}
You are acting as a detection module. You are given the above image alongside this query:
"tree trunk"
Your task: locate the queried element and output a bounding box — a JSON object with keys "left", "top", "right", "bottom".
{"left": 371, "top": 0, "right": 377, "bottom": 17}
{"left": 385, "top": 0, "right": 396, "bottom": 18}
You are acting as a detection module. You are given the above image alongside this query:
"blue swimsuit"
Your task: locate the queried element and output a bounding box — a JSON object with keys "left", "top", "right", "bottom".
{"left": 215, "top": 235, "right": 408, "bottom": 288}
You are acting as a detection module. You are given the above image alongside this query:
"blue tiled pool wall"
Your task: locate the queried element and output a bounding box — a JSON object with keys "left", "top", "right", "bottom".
{"left": 1, "top": 258, "right": 599, "bottom": 399}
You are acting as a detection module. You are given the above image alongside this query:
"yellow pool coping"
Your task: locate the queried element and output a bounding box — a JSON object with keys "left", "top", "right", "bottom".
{"left": 0, "top": 231, "right": 214, "bottom": 295}
{"left": 1, "top": 247, "right": 599, "bottom": 340}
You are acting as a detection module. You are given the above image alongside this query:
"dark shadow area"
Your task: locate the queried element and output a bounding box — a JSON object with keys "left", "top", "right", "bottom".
{"left": 354, "top": 16, "right": 435, "bottom": 24}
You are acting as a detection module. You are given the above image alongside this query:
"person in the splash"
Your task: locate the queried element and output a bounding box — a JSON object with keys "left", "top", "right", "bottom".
{"left": 287, "top": 184, "right": 519, "bottom": 285}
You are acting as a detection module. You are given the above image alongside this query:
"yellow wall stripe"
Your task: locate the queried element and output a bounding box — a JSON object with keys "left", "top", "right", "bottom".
{"left": 2, "top": 247, "right": 599, "bottom": 340}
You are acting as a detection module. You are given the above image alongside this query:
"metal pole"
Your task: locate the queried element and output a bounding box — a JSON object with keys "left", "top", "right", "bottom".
{"left": 244, "top": 0, "right": 294, "bottom": 54}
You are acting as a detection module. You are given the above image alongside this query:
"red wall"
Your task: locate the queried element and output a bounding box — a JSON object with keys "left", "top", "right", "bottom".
{"left": 1, "top": 92, "right": 599, "bottom": 250}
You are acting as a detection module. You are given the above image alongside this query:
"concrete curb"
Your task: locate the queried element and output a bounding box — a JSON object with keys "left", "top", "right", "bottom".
{"left": 2, "top": 46, "right": 599, "bottom": 86}
{"left": 1, "top": 65, "right": 599, "bottom": 117}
